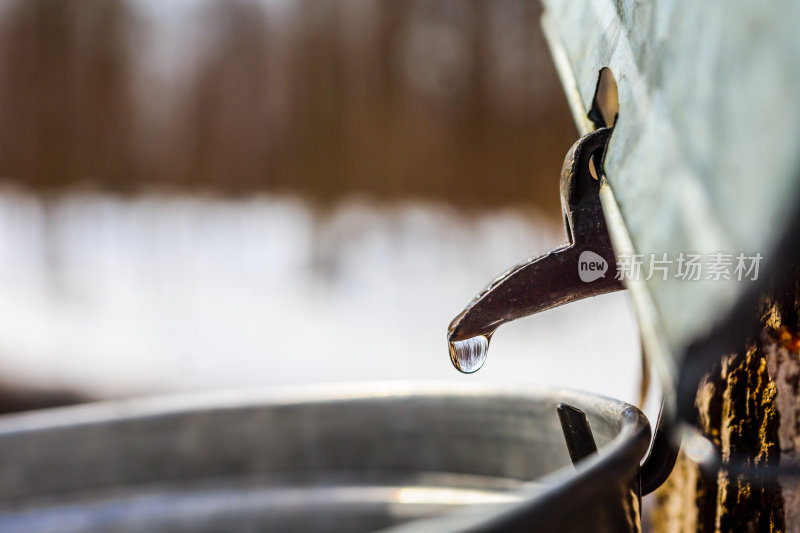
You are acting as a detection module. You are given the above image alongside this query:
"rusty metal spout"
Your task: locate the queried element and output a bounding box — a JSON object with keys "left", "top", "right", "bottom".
{"left": 447, "top": 127, "right": 622, "bottom": 345}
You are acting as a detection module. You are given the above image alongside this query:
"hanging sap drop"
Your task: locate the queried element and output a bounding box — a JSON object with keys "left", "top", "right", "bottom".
{"left": 448, "top": 335, "right": 490, "bottom": 373}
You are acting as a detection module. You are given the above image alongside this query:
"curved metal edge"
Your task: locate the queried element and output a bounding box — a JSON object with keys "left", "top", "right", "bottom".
{"left": 0, "top": 383, "right": 650, "bottom": 532}
{"left": 0, "top": 382, "right": 640, "bottom": 437}
{"left": 639, "top": 402, "right": 681, "bottom": 495}
{"left": 473, "top": 405, "right": 650, "bottom": 532}
{"left": 381, "top": 399, "right": 651, "bottom": 533}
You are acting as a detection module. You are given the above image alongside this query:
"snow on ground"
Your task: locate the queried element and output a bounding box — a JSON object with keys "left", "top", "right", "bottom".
{"left": 0, "top": 190, "right": 641, "bottom": 405}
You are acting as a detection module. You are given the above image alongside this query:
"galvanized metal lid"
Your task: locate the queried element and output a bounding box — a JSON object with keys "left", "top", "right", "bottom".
{"left": 541, "top": 1, "right": 800, "bottom": 417}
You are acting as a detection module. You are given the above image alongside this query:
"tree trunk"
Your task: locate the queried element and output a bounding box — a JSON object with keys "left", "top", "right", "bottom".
{"left": 650, "top": 267, "right": 800, "bottom": 532}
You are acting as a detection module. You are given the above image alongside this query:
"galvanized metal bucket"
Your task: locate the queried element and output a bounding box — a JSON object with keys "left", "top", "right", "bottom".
{"left": 0, "top": 384, "right": 650, "bottom": 532}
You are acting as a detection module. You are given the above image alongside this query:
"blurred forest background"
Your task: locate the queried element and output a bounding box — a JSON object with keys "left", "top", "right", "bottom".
{"left": 0, "top": 0, "right": 641, "bottom": 412}
{"left": 0, "top": 0, "right": 575, "bottom": 212}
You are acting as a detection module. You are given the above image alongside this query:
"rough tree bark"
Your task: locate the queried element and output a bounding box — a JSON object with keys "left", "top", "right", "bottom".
{"left": 651, "top": 266, "right": 800, "bottom": 532}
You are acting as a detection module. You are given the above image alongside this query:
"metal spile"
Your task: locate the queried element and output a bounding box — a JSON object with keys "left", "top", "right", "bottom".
{"left": 447, "top": 127, "right": 623, "bottom": 373}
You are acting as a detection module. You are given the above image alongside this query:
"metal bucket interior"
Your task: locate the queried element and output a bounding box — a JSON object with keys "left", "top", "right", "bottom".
{"left": 0, "top": 384, "right": 650, "bottom": 532}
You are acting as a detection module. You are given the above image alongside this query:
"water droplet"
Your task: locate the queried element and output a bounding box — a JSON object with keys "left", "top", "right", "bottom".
{"left": 448, "top": 335, "right": 490, "bottom": 373}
